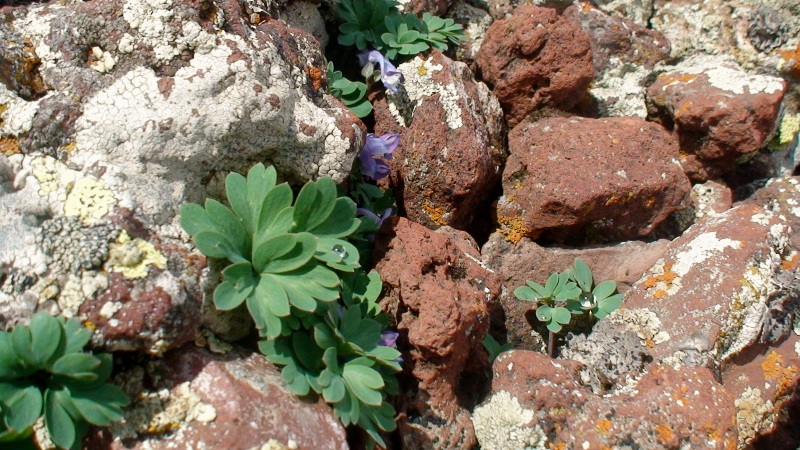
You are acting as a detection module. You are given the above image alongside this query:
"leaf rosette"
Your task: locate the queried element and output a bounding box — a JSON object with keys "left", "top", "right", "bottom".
{"left": 0, "top": 313, "right": 128, "bottom": 449}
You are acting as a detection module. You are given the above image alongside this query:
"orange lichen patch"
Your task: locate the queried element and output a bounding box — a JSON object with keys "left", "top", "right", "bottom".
{"left": 777, "top": 365, "right": 798, "bottom": 398}
{"left": 82, "top": 320, "right": 97, "bottom": 331}
{"left": 61, "top": 142, "right": 77, "bottom": 154}
{"left": 595, "top": 419, "right": 613, "bottom": 434}
{"left": 653, "top": 289, "right": 668, "bottom": 299}
{"left": 674, "top": 100, "right": 694, "bottom": 119}
{"left": 644, "top": 337, "right": 656, "bottom": 349}
{"left": 497, "top": 215, "right": 531, "bottom": 244}
{"left": 0, "top": 137, "right": 21, "bottom": 155}
{"left": 307, "top": 66, "right": 324, "bottom": 91}
{"left": 657, "top": 72, "right": 699, "bottom": 87}
{"left": 778, "top": 44, "right": 800, "bottom": 78}
{"left": 781, "top": 252, "right": 800, "bottom": 271}
{"left": 604, "top": 192, "right": 633, "bottom": 206}
{"left": 422, "top": 200, "right": 447, "bottom": 226}
{"left": 724, "top": 438, "right": 737, "bottom": 450}
{"left": 643, "top": 262, "right": 678, "bottom": 297}
{"left": 762, "top": 350, "right": 785, "bottom": 381}
{"left": 549, "top": 442, "right": 567, "bottom": 450}
{"left": 645, "top": 197, "right": 656, "bottom": 209}
{"left": 654, "top": 423, "right": 675, "bottom": 445}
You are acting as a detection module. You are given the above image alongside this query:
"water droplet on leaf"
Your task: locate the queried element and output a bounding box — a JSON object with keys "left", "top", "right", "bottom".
{"left": 331, "top": 244, "right": 347, "bottom": 261}
{"left": 579, "top": 293, "right": 596, "bottom": 310}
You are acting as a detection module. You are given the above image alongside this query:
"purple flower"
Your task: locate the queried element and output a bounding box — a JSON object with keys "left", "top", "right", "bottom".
{"left": 359, "top": 133, "right": 398, "bottom": 180}
{"left": 378, "top": 330, "right": 399, "bottom": 347}
{"left": 356, "top": 207, "right": 393, "bottom": 228}
{"left": 358, "top": 50, "right": 404, "bottom": 94}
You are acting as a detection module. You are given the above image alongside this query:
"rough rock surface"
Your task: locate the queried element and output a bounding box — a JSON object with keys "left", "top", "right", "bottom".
{"left": 646, "top": 56, "right": 786, "bottom": 181}
{"left": 498, "top": 116, "right": 691, "bottom": 244}
{"left": 564, "top": 3, "right": 671, "bottom": 118}
{"left": 373, "top": 51, "right": 505, "bottom": 232}
{"left": 372, "top": 217, "right": 500, "bottom": 449}
{"left": 481, "top": 231, "right": 669, "bottom": 349}
{"left": 475, "top": 5, "right": 594, "bottom": 127}
{"left": 0, "top": 0, "right": 363, "bottom": 352}
{"left": 481, "top": 350, "right": 740, "bottom": 448}
{"left": 624, "top": 202, "right": 799, "bottom": 366}
{"left": 82, "top": 345, "right": 348, "bottom": 450}
{"left": 651, "top": 0, "right": 800, "bottom": 76}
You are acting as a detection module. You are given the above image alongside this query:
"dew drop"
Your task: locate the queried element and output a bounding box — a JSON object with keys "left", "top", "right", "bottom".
{"left": 331, "top": 244, "right": 347, "bottom": 261}
{"left": 579, "top": 293, "right": 596, "bottom": 310}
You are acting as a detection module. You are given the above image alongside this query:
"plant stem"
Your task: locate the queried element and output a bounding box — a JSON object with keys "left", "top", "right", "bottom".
{"left": 548, "top": 331, "right": 555, "bottom": 358}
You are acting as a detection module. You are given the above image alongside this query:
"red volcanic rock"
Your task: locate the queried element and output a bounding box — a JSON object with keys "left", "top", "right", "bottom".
{"left": 372, "top": 217, "right": 500, "bottom": 449}
{"left": 83, "top": 346, "right": 347, "bottom": 450}
{"left": 475, "top": 6, "right": 594, "bottom": 127}
{"left": 477, "top": 350, "right": 739, "bottom": 448}
{"left": 372, "top": 51, "right": 505, "bottom": 232}
{"left": 498, "top": 116, "right": 691, "bottom": 244}
{"left": 646, "top": 57, "right": 786, "bottom": 181}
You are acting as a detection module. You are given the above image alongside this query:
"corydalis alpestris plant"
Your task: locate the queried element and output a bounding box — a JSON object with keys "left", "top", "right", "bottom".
{"left": 180, "top": 164, "right": 401, "bottom": 448}
{"left": 514, "top": 259, "right": 623, "bottom": 356}
{"left": 0, "top": 312, "right": 128, "bottom": 450}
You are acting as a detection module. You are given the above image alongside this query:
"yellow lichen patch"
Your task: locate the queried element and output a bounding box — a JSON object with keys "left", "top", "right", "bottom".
{"left": 497, "top": 215, "right": 531, "bottom": 244}
{"left": 107, "top": 231, "right": 167, "bottom": 279}
{"left": 595, "top": 419, "right": 613, "bottom": 434}
{"left": 654, "top": 423, "right": 675, "bottom": 445}
{"left": 60, "top": 142, "right": 77, "bottom": 154}
{"left": 82, "top": 320, "right": 97, "bottom": 331}
{"left": 0, "top": 137, "right": 21, "bottom": 155}
{"left": 422, "top": 200, "right": 448, "bottom": 226}
{"left": 64, "top": 176, "right": 117, "bottom": 224}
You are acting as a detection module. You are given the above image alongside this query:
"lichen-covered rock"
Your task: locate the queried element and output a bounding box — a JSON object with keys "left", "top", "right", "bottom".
{"left": 498, "top": 116, "right": 691, "bottom": 244}
{"left": 475, "top": 5, "right": 594, "bottom": 127}
{"left": 372, "top": 217, "right": 500, "bottom": 449}
{"left": 625, "top": 203, "right": 798, "bottom": 366}
{"left": 651, "top": 0, "right": 800, "bottom": 76}
{"left": 0, "top": 0, "right": 363, "bottom": 352}
{"left": 372, "top": 51, "right": 505, "bottom": 232}
{"left": 646, "top": 55, "right": 786, "bottom": 181}
{"left": 484, "top": 350, "right": 739, "bottom": 448}
{"left": 480, "top": 230, "right": 669, "bottom": 350}
{"left": 447, "top": 0, "right": 493, "bottom": 69}
{"left": 591, "top": 0, "right": 654, "bottom": 26}
{"left": 82, "top": 345, "right": 348, "bottom": 450}
{"left": 564, "top": 3, "right": 671, "bottom": 118}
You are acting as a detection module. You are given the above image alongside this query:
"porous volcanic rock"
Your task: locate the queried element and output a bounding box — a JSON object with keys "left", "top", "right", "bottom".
{"left": 480, "top": 232, "right": 669, "bottom": 350}
{"left": 82, "top": 345, "right": 348, "bottom": 450}
{"left": 497, "top": 116, "right": 691, "bottom": 244}
{"left": 372, "top": 217, "right": 500, "bottom": 449}
{"left": 372, "top": 51, "right": 505, "bottom": 232}
{"left": 475, "top": 5, "right": 594, "bottom": 127}
{"left": 478, "top": 350, "right": 739, "bottom": 448}
{"left": 646, "top": 56, "right": 786, "bottom": 181}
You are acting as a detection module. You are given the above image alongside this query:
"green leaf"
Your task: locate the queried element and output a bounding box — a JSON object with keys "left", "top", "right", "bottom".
{"left": 306, "top": 197, "right": 361, "bottom": 238}
{"left": 258, "top": 233, "right": 318, "bottom": 274}
{"left": 214, "top": 262, "right": 257, "bottom": 310}
{"left": 51, "top": 354, "right": 101, "bottom": 381}
{"left": 322, "top": 375, "right": 346, "bottom": 403}
{"left": 10, "top": 327, "right": 35, "bottom": 370}
{"left": 193, "top": 230, "right": 243, "bottom": 261}
{"left": 29, "top": 313, "right": 63, "bottom": 367}
{"left": 367, "top": 346, "right": 401, "bottom": 363}
{"left": 256, "top": 184, "right": 294, "bottom": 234}
{"left": 3, "top": 385, "right": 42, "bottom": 431}
{"left": 225, "top": 172, "right": 252, "bottom": 235}
{"left": 571, "top": 258, "right": 593, "bottom": 291}
{"left": 343, "top": 363, "right": 384, "bottom": 406}
{"left": 178, "top": 203, "right": 214, "bottom": 237}
{"left": 294, "top": 178, "right": 337, "bottom": 232}
{"left": 536, "top": 305, "right": 571, "bottom": 333}
{"left": 513, "top": 285, "right": 538, "bottom": 302}
{"left": 0, "top": 333, "right": 24, "bottom": 379}
{"left": 69, "top": 384, "right": 128, "bottom": 426}
{"left": 595, "top": 293, "right": 623, "bottom": 319}
{"left": 247, "top": 294, "right": 283, "bottom": 339}
{"left": 292, "top": 332, "right": 323, "bottom": 371}
{"left": 205, "top": 199, "right": 249, "bottom": 259}
{"left": 62, "top": 319, "right": 92, "bottom": 356}
{"left": 45, "top": 389, "right": 77, "bottom": 450}
{"left": 593, "top": 280, "right": 617, "bottom": 300}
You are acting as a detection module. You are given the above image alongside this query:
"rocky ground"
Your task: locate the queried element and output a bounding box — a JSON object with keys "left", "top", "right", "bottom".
{"left": 1, "top": 0, "right": 799, "bottom": 448}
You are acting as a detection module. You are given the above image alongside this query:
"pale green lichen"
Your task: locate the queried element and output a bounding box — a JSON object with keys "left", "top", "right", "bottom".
{"left": 734, "top": 387, "right": 774, "bottom": 447}
{"left": 777, "top": 113, "right": 800, "bottom": 146}
{"left": 607, "top": 308, "right": 671, "bottom": 348}
{"left": 472, "top": 391, "right": 547, "bottom": 450}
{"left": 64, "top": 176, "right": 117, "bottom": 224}
{"left": 106, "top": 231, "right": 167, "bottom": 279}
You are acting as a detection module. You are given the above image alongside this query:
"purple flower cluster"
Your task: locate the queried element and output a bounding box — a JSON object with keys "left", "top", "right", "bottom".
{"left": 359, "top": 133, "right": 398, "bottom": 180}
{"left": 358, "top": 50, "right": 404, "bottom": 94}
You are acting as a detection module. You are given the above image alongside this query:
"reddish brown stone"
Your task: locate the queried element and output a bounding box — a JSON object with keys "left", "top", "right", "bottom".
{"left": 646, "top": 58, "right": 786, "bottom": 181}
{"left": 475, "top": 6, "right": 594, "bottom": 127}
{"left": 372, "top": 217, "right": 501, "bottom": 449}
{"left": 372, "top": 51, "right": 504, "bottom": 232}
{"left": 83, "top": 345, "right": 347, "bottom": 450}
{"left": 625, "top": 203, "right": 797, "bottom": 364}
{"left": 482, "top": 350, "right": 739, "bottom": 448}
{"left": 480, "top": 232, "right": 669, "bottom": 349}
{"left": 498, "top": 116, "right": 691, "bottom": 244}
